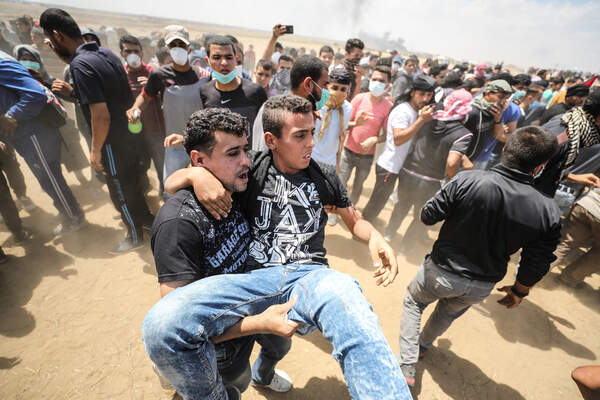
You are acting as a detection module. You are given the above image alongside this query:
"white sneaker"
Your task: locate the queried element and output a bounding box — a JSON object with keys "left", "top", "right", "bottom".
{"left": 389, "top": 191, "right": 399, "bottom": 205}
{"left": 252, "top": 369, "right": 292, "bottom": 393}
{"left": 327, "top": 214, "right": 338, "bottom": 226}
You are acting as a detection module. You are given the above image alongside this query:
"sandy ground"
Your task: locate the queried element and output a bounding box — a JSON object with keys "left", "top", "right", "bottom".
{"left": 1, "top": 2, "right": 599, "bottom": 399}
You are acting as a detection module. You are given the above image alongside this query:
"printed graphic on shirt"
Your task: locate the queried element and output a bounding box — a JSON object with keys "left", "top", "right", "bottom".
{"left": 248, "top": 171, "right": 327, "bottom": 267}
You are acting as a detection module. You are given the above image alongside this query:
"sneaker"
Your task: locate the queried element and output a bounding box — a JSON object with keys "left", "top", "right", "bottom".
{"left": 252, "top": 369, "right": 293, "bottom": 393}
{"left": 225, "top": 386, "right": 241, "bottom": 400}
{"left": 327, "top": 214, "right": 338, "bottom": 226}
{"left": 52, "top": 217, "right": 86, "bottom": 236}
{"left": 17, "top": 196, "right": 37, "bottom": 212}
{"left": 109, "top": 236, "right": 144, "bottom": 255}
{"left": 14, "top": 228, "right": 32, "bottom": 245}
{"left": 400, "top": 363, "right": 416, "bottom": 388}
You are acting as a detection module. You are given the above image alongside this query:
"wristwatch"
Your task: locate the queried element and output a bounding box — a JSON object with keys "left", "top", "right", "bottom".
{"left": 511, "top": 285, "right": 529, "bottom": 298}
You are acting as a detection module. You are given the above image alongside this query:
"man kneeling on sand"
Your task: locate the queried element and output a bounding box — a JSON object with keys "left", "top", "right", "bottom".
{"left": 143, "top": 95, "right": 413, "bottom": 399}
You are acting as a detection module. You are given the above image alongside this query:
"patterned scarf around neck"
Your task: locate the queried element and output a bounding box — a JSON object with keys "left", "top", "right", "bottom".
{"left": 561, "top": 107, "right": 600, "bottom": 178}
{"left": 318, "top": 96, "right": 345, "bottom": 142}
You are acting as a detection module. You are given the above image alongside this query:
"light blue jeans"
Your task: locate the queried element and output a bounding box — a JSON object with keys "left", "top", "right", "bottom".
{"left": 142, "top": 264, "right": 412, "bottom": 400}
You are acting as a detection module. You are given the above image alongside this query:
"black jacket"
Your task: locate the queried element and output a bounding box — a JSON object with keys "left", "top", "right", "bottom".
{"left": 421, "top": 164, "right": 561, "bottom": 286}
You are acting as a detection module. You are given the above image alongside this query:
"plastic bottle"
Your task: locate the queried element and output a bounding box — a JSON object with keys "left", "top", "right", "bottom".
{"left": 128, "top": 110, "right": 142, "bottom": 134}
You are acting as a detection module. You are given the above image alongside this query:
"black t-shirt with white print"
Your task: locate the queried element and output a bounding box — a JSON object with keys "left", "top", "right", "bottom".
{"left": 151, "top": 188, "right": 250, "bottom": 283}
{"left": 238, "top": 158, "right": 350, "bottom": 269}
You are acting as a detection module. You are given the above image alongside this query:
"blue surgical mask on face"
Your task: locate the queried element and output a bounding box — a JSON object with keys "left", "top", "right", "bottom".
{"left": 369, "top": 80, "right": 386, "bottom": 97}
{"left": 20, "top": 60, "right": 41, "bottom": 72}
{"left": 212, "top": 69, "right": 237, "bottom": 84}
{"left": 530, "top": 100, "right": 541, "bottom": 110}
{"left": 514, "top": 90, "right": 526, "bottom": 100}
{"left": 316, "top": 88, "right": 330, "bottom": 109}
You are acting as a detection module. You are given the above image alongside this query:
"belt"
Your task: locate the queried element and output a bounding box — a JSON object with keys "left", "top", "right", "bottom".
{"left": 402, "top": 167, "right": 443, "bottom": 183}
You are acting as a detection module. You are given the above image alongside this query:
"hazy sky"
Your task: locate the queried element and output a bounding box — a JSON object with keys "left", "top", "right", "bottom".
{"left": 24, "top": 0, "right": 599, "bottom": 71}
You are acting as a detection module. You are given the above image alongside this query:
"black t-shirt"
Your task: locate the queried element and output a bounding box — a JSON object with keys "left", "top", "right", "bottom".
{"left": 143, "top": 64, "right": 200, "bottom": 98}
{"left": 463, "top": 107, "right": 495, "bottom": 160}
{"left": 517, "top": 105, "right": 545, "bottom": 128}
{"left": 199, "top": 78, "right": 267, "bottom": 140}
{"left": 70, "top": 42, "right": 133, "bottom": 144}
{"left": 403, "top": 119, "right": 473, "bottom": 180}
{"left": 151, "top": 188, "right": 251, "bottom": 283}
{"left": 237, "top": 156, "right": 350, "bottom": 268}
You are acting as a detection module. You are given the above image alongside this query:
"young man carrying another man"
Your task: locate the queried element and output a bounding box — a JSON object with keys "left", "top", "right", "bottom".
{"left": 143, "top": 94, "right": 413, "bottom": 400}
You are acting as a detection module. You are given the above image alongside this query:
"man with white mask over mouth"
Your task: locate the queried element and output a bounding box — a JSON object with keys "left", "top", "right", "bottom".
{"left": 126, "top": 25, "right": 204, "bottom": 194}
{"left": 119, "top": 34, "right": 165, "bottom": 196}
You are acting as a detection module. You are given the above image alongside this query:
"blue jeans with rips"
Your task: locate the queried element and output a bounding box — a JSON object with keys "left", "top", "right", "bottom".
{"left": 142, "top": 264, "right": 412, "bottom": 400}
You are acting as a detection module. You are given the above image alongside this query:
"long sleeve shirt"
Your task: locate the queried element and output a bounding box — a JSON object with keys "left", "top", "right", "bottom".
{"left": 0, "top": 55, "right": 47, "bottom": 122}
{"left": 421, "top": 164, "right": 562, "bottom": 286}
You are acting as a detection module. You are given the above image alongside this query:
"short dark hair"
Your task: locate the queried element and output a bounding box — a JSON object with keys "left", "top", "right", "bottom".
{"left": 256, "top": 58, "right": 273, "bottom": 71}
{"left": 278, "top": 54, "right": 293, "bottom": 64}
{"left": 567, "top": 77, "right": 578, "bottom": 84}
{"left": 275, "top": 42, "right": 283, "bottom": 51}
{"left": 344, "top": 38, "right": 364, "bottom": 54}
{"left": 319, "top": 45, "right": 334, "bottom": 55}
{"left": 184, "top": 108, "right": 247, "bottom": 155}
{"left": 329, "top": 68, "right": 352, "bottom": 85}
{"left": 290, "top": 55, "right": 327, "bottom": 90}
{"left": 262, "top": 94, "right": 312, "bottom": 138}
{"left": 373, "top": 65, "right": 391, "bottom": 82}
{"left": 39, "top": 8, "right": 81, "bottom": 39}
{"left": 119, "top": 34, "right": 141, "bottom": 50}
{"left": 514, "top": 74, "right": 532, "bottom": 87}
{"left": 501, "top": 126, "right": 558, "bottom": 172}
{"left": 429, "top": 65, "right": 444, "bottom": 78}
{"left": 206, "top": 35, "right": 236, "bottom": 57}
{"left": 492, "top": 72, "right": 515, "bottom": 86}
{"left": 404, "top": 58, "right": 418, "bottom": 67}
{"left": 553, "top": 77, "right": 565, "bottom": 85}
{"left": 225, "top": 34, "right": 238, "bottom": 44}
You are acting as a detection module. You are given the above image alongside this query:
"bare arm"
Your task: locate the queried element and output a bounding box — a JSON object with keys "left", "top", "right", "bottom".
{"left": 160, "top": 280, "right": 193, "bottom": 297}
{"left": 89, "top": 102, "right": 111, "bottom": 171}
{"left": 337, "top": 206, "right": 398, "bottom": 286}
{"left": 393, "top": 105, "right": 433, "bottom": 146}
{"left": 262, "top": 24, "right": 286, "bottom": 61}
{"left": 445, "top": 151, "right": 463, "bottom": 180}
{"left": 211, "top": 298, "right": 300, "bottom": 344}
{"left": 126, "top": 92, "right": 148, "bottom": 123}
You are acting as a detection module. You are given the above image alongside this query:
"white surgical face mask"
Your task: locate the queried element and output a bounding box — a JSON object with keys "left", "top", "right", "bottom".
{"left": 369, "top": 80, "right": 386, "bottom": 97}
{"left": 126, "top": 53, "right": 141, "bottom": 69}
{"left": 169, "top": 47, "right": 188, "bottom": 66}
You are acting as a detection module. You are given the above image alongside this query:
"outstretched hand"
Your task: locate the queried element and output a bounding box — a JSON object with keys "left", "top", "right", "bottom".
{"left": 370, "top": 241, "right": 398, "bottom": 287}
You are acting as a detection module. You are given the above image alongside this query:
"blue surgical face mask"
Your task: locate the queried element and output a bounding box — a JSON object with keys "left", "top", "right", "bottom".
{"left": 316, "top": 88, "right": 330, "bottom": 109}
{"left": 514, "top": 90, "right": 526, "bottom": 100}
{"left": 530, "top": 100, "right": 541, "bottom": 110}
{"left": 212, "top": 69, "right": 237, "bottom": 84}
{"left": 369, "top": 80, "right": 386, "bottom": 97}
{"left": 20, "top": 60, "right": 41, "bottom": 72}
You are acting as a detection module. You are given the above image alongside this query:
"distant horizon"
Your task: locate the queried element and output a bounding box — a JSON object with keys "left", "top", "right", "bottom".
{"left": 17, "top": 0, "right": 600, "bottom": 72}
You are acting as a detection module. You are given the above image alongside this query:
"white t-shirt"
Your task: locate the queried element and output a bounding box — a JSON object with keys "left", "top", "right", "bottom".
{"left": 252, "top": 103, "right": 267, "bottom": 151}
{"left": 312, "top": 100, "right": 352, "bottom": 167}
{"left": 376, "top": 102, "right": 418, "bottom": 174}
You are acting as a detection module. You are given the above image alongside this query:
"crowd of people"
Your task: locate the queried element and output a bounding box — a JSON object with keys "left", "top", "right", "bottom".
{"left": 1, "top": 8, "right": 600, "bottom": 400}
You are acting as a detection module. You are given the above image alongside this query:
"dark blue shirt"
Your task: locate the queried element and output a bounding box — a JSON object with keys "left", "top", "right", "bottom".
{"left": 69, "top": 42, "right": 133, "bottom": 144}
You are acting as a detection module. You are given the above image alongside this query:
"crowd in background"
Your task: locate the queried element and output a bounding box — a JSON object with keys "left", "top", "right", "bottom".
{"left": 1, "top": 10, "right": 600, "bottom": 399}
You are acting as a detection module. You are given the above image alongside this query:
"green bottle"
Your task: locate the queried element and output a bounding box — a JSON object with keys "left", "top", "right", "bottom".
{"left": 128, "top": 110, "right": 142, "bottom": 134}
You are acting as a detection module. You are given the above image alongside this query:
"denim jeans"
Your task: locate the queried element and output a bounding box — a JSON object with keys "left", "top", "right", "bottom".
{"left": 143, "top": 264, "right": 412, "bottom": 400}
{"left": 398, "top": 257, "right": 494, "bottom": 365}
{"left": 213, "top": 334, "right": 291, "bottom": 392}
{"left": 339, "top": 148, "right": 374, "bottom": 205}
{"left": 163, "top": 146, "right": 190, "bottom": 186}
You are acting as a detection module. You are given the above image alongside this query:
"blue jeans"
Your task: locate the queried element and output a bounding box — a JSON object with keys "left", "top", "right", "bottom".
{"left": 214, "top": 334, "right": 291, "bottom": 392}
{"left": 143, "top": 264, "right": 412, "bottom": 400}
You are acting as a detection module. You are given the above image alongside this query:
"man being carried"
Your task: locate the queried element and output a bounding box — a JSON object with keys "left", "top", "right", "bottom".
{"left": 397, "top": 126, "right": 562, "bottom": 387}
{"left": 143, "top": 94, "right": 412, "bottom": 400}
{"left": 150, "top": 108, "right": 293, "bottom": 398}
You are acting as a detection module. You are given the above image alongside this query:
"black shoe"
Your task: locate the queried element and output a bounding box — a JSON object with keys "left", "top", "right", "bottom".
{"left": 225, "top": 386, "right": 241, "bottom": 400}
{"left": 400, "top": 363, "right": 416, "bottom": 388}
{"left": 418, "top": 345, "right": 429, "bottom": 359}
{"left": 52, "top": 217, "right": 86, "bottom": 236}
{"left": 14, "top": 228, "right": 32, "bottom": 245}
{"left": 109, "top": 237, "right": 144, "bottom": 255}
{"left": 142, "top": 215, "right": 155, "bottom": 232}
